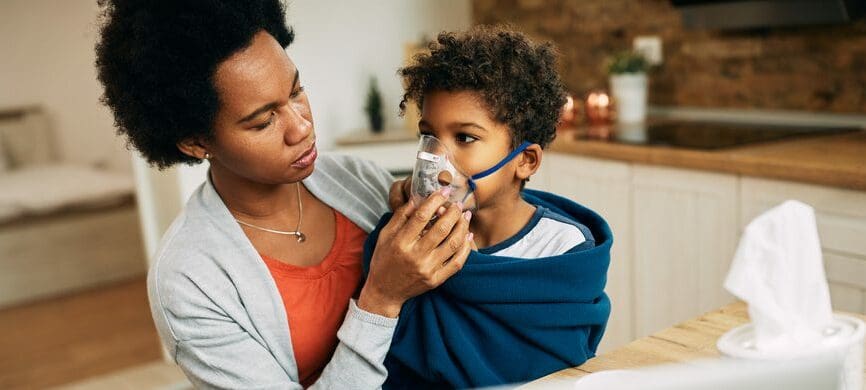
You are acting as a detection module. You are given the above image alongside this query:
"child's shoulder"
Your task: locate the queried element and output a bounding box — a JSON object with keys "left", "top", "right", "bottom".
{"left": 536, "top": 205, "right": 596, "bottom": 245}
{"left": 481, "top": 204, "right": 595, "bottom": 259}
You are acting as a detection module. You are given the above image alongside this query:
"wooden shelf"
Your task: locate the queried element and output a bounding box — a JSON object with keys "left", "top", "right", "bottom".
{"left": 334, "top": 129, "right": 417, "bottom": 146}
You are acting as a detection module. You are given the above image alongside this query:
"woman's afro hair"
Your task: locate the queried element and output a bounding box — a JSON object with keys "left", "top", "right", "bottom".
{"left": 399, "top": 25, "right": 567, "bottom": 149}
{"left": 95, "top": 0, "right": 294, "bottom": 169}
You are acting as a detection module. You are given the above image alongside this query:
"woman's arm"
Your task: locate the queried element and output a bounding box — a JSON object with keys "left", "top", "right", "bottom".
{"left": 149, "top": 264, "right": 301, "bottom": 389}
{"left": 311, "top": 190, "right": 472, "bottom": 388}
{"left": 151, "top": 264, "right": 400, "bottom": 390}
{"left": 149, "top": 190, "right": 471, "bottom": 389}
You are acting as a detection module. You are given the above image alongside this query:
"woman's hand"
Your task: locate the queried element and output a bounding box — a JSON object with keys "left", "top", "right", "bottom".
{"left": 359, "top": 188, "right": 473, "bottom": 318}
{"left": 389, "top": 177, "right": 450, "bottom": 220}
{"left": 388, "top": 177, "right": 412, "bottom": 211}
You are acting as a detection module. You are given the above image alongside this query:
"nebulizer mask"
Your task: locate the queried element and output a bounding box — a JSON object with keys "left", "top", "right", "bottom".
{"left": 410, "top": 134, "right": 532, "bottom": 211}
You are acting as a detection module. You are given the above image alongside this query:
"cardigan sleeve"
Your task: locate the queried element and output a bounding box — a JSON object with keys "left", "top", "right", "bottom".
{"left": 148, "top": 259, "right": 300, "bottom": 389}
{"left": 312, "top": 300, "right": 398, "bottom": 389}
{"left": 149, "top": 259, "right": 398, "bottom": 390}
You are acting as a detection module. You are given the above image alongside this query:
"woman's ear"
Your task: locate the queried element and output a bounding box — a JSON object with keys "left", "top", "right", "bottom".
{"left": 177, "top": 137, "right": 210, "bottom": 160}
{"left": 515, "top": 144, "right": 542, "bottom": 181}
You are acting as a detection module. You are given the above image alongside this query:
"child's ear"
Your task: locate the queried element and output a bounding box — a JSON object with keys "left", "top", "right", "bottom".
{"left": 177, "top": 137, "right": 211, "bottom": 160}
{"left": 515, "top": 144, "right": 542, "bottom": 181}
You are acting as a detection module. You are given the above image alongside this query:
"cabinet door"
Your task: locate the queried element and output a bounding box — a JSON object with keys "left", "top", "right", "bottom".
{"left": 543, "top": 154, "right": 634, "bottom": 352}
{"left": 740, "top": 177, "right": 866, "bottom": 314}
{"left": 632, "top": 165, "right": 738, "bottom": 337}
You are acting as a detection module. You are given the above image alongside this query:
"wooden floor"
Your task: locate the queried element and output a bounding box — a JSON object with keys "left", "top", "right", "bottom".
{"left": 0, "top": 276, "right": 164, "bottom": 389}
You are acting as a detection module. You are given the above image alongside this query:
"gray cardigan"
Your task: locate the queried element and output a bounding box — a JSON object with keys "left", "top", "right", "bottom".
{"left": 147, "top": 154, "right": 398, "bottom": 389}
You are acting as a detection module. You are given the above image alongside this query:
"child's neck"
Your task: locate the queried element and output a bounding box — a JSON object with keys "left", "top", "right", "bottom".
{"left": 470, "top": 192, "right": 536, "bottom": 249}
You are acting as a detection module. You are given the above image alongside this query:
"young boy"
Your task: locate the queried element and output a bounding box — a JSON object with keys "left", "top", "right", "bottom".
{"left": 363, "top": 26, "right": 612, "bottom": 388}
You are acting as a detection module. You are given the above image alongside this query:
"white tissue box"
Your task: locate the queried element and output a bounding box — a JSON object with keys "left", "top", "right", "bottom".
{"left": 717, "top": 314, "right": 865, "bottom": 390}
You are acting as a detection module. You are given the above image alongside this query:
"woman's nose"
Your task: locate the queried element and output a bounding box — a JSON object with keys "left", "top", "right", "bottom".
{"left": 281, "top": 102, "right": 313, "bottom": 145}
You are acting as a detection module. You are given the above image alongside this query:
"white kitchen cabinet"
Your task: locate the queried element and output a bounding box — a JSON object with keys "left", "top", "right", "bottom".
{"left": 740, "top": 177, "right": 866, "bottom": 314}
{"left": 631, "top": 165, "right": 739, "bottom": 338}
{"left": 537, "top": 154, "right": 634, "bottom": 353}
{"left": 541, "top": 154, "right": 866, "bottom": 350}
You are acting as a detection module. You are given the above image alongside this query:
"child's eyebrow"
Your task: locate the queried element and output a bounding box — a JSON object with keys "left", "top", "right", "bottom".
{"left": 455, "top": 122, "right": 488, "bottom": 132}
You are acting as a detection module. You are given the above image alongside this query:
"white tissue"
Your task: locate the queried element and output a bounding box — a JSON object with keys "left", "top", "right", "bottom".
{"left": 724, "top": 200, "right": 834, "bottom": 355}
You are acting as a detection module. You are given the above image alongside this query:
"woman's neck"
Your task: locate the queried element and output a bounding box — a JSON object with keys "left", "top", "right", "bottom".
{"left": 209, "top": 164, "right": 301, "bottom": 220}
{"left": 469, "top": 190, "right": 536, "bottom": 249}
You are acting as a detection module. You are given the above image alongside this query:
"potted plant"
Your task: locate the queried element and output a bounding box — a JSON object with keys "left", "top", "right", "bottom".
{"left": 364, "top": 77, "right": 384, "bottom": 133}
{"left": 605, "top": 50, "right": 650, "bottom": 124}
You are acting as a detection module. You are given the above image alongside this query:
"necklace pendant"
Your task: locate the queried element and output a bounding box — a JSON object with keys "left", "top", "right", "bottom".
{"left": 296, "top": 232, "right": 306, "bottom": 243}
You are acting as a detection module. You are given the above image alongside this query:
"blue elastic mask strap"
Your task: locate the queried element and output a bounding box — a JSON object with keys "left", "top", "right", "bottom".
{"left": 467, "top": 141, "right": 533, "bottom": 191}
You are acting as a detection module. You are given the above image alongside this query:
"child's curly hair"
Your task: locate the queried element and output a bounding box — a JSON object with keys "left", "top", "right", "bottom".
{"left": 399, "top": 25, "right": 567, "bottom": 149}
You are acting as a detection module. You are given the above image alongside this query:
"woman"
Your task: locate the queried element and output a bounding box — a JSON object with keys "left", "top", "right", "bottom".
{"left": 95, "top": 0, "right": 472, "bottom": 388}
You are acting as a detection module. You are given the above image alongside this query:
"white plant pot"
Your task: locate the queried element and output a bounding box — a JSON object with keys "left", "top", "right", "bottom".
{"left": 609, "top": 73, "right": 648, "bottom": 124}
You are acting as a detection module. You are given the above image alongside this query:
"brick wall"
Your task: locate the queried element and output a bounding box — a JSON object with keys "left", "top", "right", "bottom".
{"left": 472, "top": 0, "right": 866, "bottom": 114}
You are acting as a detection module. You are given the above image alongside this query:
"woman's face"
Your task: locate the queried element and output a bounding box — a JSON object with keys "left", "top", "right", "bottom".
{"left": 207, "top": 30, "right": 316, "bottom": 185}
{"left": 418, "top": 90, "right": 518, "bottom": 208}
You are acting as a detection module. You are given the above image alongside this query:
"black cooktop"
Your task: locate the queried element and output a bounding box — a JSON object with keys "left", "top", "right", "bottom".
{"left": 597, "top": 120, "right": 862, "bottom": 150}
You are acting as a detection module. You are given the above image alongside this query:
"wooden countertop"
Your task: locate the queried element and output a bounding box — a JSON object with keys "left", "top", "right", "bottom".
{"left": 522, "top": 301, "right": 866, "bottom": 388}
{"left": 525, "top": 301, "right": 751, "bottom": 386}
{"left": 549, "top": 129, "right": 866, "bottom": 191}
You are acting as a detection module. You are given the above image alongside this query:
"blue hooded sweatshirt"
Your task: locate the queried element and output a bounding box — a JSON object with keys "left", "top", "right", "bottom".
{"left": 362, "top": 189, "right": 612, "bottom": 389}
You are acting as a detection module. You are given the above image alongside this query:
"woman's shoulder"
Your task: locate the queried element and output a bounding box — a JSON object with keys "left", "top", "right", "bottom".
{"left": 146, "top": 202, "right": 271, "bottom": 343}
{"left": 146, "top": 192, "right": 255, "bottom": 306}
{"left": 305, "top": 153, "right": 394, "bottom": 232}
{"left": 315, "top": 153, "right": 393, "bottom": 182}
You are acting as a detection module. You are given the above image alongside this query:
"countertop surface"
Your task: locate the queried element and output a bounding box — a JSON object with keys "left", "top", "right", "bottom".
{"left": 523, "top": 301, "right": 866, "bottom": 388}
{"left": 549, "top": 128, "right": 866, "bottom": 191}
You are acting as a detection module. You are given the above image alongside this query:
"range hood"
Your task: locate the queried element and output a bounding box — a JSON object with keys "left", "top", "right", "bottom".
{"left": 672, "top": 0, "right": 866, "bottom": 30}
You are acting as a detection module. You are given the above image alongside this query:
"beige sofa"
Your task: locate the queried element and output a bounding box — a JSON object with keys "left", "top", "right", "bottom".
{"left": 0, "top": 106, "right": 147, "bottom": 308}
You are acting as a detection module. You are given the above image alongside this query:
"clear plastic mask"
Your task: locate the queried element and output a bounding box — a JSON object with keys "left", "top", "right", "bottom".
{"left": 410, "top": 135, "right": 477, "bottom": 210}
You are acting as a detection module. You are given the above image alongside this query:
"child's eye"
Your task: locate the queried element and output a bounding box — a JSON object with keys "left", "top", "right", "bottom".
{"left": 456, "top": 133, "right": 478, "bottom": 143}
{"left": 290, "top": 85, "right": 306, "bottom": 98}
{"left": 254, "top": 111, "right": 276, "bottom": 130}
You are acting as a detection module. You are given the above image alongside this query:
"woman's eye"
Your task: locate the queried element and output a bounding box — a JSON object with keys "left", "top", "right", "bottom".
{"left": 290, "top": 85, "right": 306, "bottom": 98}
{"left": 254, "top": 111, "right": 276, "bottom": 130}
{"left": 456, "top": 134, "right": 478, "bottom": 143}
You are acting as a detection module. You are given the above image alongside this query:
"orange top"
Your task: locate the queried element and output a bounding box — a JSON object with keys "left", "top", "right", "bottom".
{"left": 261, "top": 211, "right": 367, "bottom": 388}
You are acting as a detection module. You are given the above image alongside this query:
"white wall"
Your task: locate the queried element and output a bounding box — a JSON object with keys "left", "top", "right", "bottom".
{"left": 286, "top": 0, "right": 472, "bottom": 149}
{"left": 0, "top": 0, "right": 470, "bottom": 173}
{"left": 0, "top": 0, "right": 131, "bottom": 173}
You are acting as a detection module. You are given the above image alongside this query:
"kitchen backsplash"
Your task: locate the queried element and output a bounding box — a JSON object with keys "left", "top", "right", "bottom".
{"left": 472, "top": 0, "right": 866, "bottom": 114}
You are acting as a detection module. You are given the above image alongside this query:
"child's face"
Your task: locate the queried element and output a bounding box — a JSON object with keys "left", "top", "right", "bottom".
{"left": 418, "top": 90, "right": 519, "bottom": 209}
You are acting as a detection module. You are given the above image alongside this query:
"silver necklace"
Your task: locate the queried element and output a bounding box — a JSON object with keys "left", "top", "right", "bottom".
{"left": 234, "top": 182, "right": 306, "bottom": 243}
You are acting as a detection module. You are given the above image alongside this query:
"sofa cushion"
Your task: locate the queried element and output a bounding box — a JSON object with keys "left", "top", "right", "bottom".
{"left": 0, "top": 108, "right": 55, "bottom": 168}
{"left": 0, "top": 164, "right": 134, "bottom": 224}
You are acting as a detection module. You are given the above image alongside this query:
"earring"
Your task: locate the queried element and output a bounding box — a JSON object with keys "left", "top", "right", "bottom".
{"left": 203, "top": 152, "right": 211, "bottom": 160}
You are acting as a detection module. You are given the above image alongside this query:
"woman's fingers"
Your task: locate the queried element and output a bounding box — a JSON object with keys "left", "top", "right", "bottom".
{"left": 418, "top": 202, "right": 466, "bottom": 252}
{"left": 432, "top": 233, "right": 473, "bottom": 285}
{"left": 387, "top": 178, "right": 411, "bottom": 211}
{"left": 381, "top": 199, "right": 414, "bottom": 238}
{"left": 429, "top": 207, "right": 471, "bottom": 258}
{"left": 401, "top": 188, "right": 453, "bottom": 239}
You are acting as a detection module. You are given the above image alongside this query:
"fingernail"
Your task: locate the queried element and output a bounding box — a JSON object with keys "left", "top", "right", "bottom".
{"left": 466, "top": 232, "right": 474, "bottom": 241}
{"left": 436, "top": 206, "right": 447, "bottom": 216}
{"left": 463, "top": 210, "right": 472, "bottom": 221}
{"left": 456, "top": 201, "right": 464, "bottom": 210}
{"left": 440, "top": 187, "right": 452, "bottom": 197}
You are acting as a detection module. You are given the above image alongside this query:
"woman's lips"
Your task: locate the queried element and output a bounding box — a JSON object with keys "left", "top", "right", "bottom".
{"left": 291, "top": 144, "right": 317, "bottom": 168}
